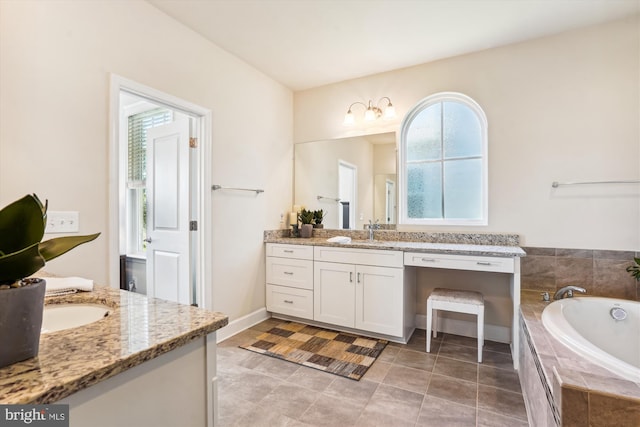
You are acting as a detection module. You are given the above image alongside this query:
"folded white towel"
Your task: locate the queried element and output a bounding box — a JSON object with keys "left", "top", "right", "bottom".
{"left": 326, "top": 236, "right": 351, "bottom": 244}
{"left": 40, "top": 277, "right": 94, "bottom": 296}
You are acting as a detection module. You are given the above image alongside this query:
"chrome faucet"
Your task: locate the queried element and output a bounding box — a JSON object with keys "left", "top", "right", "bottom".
{"left": 368, "top": 219, "right": 380, "bottom": 241}
{"left": 553, "top": 285, "right": 586, "bottom": 300}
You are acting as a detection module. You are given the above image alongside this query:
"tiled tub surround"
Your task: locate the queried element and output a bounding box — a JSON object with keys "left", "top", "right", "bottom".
{"left": 0, "top": 285, "right": 228, "bottom": 404}
{"left": 521, "top": 247, "right": 640, "bottom": 301}
{"left": 519, "top": 291, "right": 640, "bottom": 426}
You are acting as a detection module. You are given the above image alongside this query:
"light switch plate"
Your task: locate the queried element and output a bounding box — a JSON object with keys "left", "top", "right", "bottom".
{"left": 46, "top": 211, "right": 79, "bottom": 233}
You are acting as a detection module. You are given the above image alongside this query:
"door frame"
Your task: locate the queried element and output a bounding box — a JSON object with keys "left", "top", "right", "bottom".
{"left": 108, "top": 74, "right": 213, "bottom": 310}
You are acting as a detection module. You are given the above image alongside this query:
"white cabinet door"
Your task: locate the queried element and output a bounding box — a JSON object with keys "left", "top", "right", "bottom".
{"left": 355, "top": 265, "right": 404, "bottom": 336}
{"left": 314, "top": 261, "right": 355, "bottom": 328}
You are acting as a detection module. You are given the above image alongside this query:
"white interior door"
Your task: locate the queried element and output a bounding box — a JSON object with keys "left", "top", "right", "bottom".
{"left": 146, "top": 119, "right": 191, "bottom": 304}
{"left": 338, "top": 160, "right": 357, "bottom": 230}
{"left": 386, "top": 179, "right": 396, "bottom": 224}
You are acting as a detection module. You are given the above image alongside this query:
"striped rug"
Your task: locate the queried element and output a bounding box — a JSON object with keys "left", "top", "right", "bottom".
{"left": 240, "top": 321, "right": 388, "bottom": 380}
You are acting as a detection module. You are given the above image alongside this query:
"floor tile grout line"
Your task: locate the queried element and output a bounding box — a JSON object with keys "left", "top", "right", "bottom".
{"left": 476, "top": 406, "right": 530, "bottom": 423}
{"left": 415, "top": 333, "right": 437, "bottom": 426}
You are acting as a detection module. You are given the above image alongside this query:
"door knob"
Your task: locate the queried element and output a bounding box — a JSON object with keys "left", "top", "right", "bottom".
{"left": 143, "top": 237, "right": 152, "bottom": 243}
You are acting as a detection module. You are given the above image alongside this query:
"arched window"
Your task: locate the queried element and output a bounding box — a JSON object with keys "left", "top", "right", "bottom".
{"left": 399, "top": 92, "right": 488, "bottom": 225}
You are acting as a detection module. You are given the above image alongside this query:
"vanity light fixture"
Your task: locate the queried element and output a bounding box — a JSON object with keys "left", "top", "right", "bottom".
{"left": 343, "top": 97, "right": 396, "bottom": 125}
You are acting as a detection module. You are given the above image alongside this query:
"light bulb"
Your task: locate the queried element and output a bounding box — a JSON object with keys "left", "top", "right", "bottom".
{"left": 343, "top": 111, "right": 355, "bottom": 125}
{"left": 384, "top": 104, "right": 396, "bottom": 119}
{"left": 364, "top": 108, "right": 376, "bottom": 121}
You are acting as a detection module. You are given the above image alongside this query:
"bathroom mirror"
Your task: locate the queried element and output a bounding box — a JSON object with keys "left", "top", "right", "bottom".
{"left": 294, "top": 132, "right": 397, "bottom": 230}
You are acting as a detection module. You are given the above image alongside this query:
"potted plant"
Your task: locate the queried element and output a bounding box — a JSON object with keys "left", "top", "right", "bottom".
{"left": 313, "top": 209, "right": 325, "bottom": 229}
{"left": 626, "top": 257, "right": 640, "bottom": 281}
{"left": 298, "top": 209, "right": 315, "bottom": 238}
{"left": 0, "top": 194, "right": 100, "bottom": 368}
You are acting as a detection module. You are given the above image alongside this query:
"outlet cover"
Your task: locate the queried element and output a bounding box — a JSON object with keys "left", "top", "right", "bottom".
{"left": 46, "top": 211, "right": 79, "bottom": 233}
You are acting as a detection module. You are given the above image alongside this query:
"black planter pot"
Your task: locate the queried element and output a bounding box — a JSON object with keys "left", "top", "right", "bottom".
{"left": 0, "top": 278, "right": 46, "bottom": 368}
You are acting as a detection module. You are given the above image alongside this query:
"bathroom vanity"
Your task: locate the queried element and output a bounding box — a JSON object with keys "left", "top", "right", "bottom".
{"left": 0, "top": 285, "right": 228, "bottom": 427}
{"left": 265, "top": 232, "right": 525, "bottom": 368}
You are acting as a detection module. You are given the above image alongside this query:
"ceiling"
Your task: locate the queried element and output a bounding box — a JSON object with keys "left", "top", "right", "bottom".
{"left": 148, "top": 0, "right": 639, "bottom": 91}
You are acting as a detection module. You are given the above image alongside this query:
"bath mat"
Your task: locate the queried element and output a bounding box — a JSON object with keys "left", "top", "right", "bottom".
{"left": 240, "top": 321, "right": 388, "bottom": 380}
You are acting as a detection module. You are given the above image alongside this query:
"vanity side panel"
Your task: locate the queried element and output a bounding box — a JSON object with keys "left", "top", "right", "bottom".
{"left": 60, "top": 337, "right": 208, "bottom": 427}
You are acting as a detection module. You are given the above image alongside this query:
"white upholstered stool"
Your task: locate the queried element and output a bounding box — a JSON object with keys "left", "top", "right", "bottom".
{"left": 426, "top": 288, "right": 485, "bottom": 363}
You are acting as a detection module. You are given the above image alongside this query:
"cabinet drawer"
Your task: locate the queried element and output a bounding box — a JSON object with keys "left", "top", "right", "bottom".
{"left": 404, "top": 252, "right": 514, "bottom": 273}
{"left": 314, "top": 246, "right": 403, "bottom": 268}
{"left": 266, "top": 243, "right": 313, "bottom": 260}
{"left": 266, "top": 284, "right": 313, "bottom": 320}
{"left": 266, "top": 257, "right": 313, "bottom": 290}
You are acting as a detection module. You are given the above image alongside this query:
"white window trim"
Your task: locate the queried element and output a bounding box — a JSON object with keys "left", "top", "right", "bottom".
{"left": 399, "top": 92, "right": 488, "bottom": 226}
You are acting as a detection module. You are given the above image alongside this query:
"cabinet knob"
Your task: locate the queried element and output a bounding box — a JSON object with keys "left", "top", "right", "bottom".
{"left": 283, "top": 271, "right": 294, "bottom": 275}
{"left": 284, "top": 300, "right": 293, "bottom": 304}
{"left": 476, "top": 261, "right": 492, "bottom": 266}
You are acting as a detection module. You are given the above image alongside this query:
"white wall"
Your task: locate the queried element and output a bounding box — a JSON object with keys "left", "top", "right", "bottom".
{"left": 294, "top": 16, "right": 640, "bottom": 251}
{"left": 0, "top": 1, "right": 293, "bottom": 322}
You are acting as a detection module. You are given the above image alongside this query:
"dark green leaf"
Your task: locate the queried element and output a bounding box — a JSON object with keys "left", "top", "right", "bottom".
{"left": 38, "top": 233, "right": 101, "bottom": 262}
{"left": 0, "top": 194, "right": 46, "bottom": 255}
{"left": 0, "top": 242, "right": 45, "bottom": 284}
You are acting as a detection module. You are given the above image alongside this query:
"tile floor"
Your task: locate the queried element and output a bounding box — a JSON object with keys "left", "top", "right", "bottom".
{"left": 217, "top": 318, "right": 529, "bottom": 427}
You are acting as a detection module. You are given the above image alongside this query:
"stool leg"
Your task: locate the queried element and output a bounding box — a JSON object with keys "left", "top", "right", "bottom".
{"left": 433, "top": 309, "right": 438, "bottom": 338}
{"left": 426, "top": 299, "right": 432, "bottom": 353}
{"left": 477, "top": 306, "right": 484, "bottom": 363}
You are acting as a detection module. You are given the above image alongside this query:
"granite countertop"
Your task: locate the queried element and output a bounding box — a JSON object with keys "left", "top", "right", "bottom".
{"left": 520, "top": 291, "right": 640, "bottom": 403}
{"left": 265, "top": 236, "right": 526, "bottom": 258}
{"left": 0, "top": 285, "right": 228, "bottom": 404}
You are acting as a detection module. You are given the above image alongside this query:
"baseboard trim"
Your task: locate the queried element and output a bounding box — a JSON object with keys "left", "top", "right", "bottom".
{"left": 216, "top": 307, "right": 269, "bottom": 343}
{"left": 415, "top": 314, "right": 510, "bottom": 344}
{"left": 217, "top": 307, "right": 510, "bottom": 345}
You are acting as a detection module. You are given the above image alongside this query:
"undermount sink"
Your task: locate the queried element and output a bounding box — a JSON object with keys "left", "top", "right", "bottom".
{"left": 42, "top": 304, "right": 111, "bottom": 333}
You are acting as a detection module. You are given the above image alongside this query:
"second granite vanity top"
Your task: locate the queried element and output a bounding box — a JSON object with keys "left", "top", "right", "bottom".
{"left": 265, "top": 232, "right": 526, "bottom": 258}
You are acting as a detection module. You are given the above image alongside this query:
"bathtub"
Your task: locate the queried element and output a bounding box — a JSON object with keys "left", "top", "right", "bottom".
{"left": 541, "top": 297, "right": 640, "bottom": 380}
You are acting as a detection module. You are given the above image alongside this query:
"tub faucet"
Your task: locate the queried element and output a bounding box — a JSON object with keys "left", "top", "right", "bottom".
{"left": 368, "top": 219, "right": 380, "bottom": 241}
{"left": 553, "top": 285, "right": 586, "bottom": 300}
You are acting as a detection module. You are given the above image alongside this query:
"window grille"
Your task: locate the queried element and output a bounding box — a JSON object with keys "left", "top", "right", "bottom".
{"left": 127, "top": 108, "right": 173, "bottom": 188}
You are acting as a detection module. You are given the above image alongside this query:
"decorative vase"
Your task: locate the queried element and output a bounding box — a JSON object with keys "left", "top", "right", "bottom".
{"left": 0, "top": 278, "right": 46, "bottom": 368}
{"left": 300, "top": 224, "right": 313, "bottom": 238}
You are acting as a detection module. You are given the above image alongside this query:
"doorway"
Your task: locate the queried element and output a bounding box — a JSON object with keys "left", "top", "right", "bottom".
{"left": 109, "top": 75, "right": 212, "bottom": 309}
{"left": 338, "top": 160, "right": 357, "bottom": 229}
